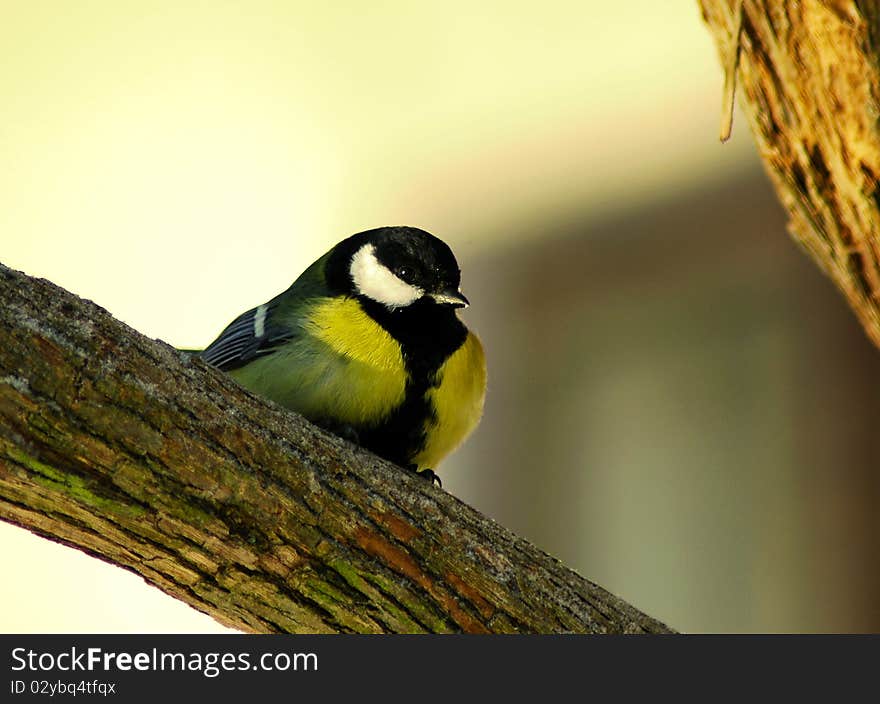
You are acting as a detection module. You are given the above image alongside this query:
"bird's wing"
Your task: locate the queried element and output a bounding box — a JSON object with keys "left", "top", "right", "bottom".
{"left": 199, "top": 296, "right": 296, "bottom": 371}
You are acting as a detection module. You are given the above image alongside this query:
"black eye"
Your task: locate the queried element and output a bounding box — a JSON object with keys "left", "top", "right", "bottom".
{"left": 395, "top": 266, "right": 411, "bottom": 280}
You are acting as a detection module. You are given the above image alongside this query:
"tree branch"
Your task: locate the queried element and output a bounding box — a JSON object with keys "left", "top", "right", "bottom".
{"left": 0, "top": 263, "right": 671, "bottom": 633}
{"left": 699, "top": 0, "right": 880, "bottom": 348}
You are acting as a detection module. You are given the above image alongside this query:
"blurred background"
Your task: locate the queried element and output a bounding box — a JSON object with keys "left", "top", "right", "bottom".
{"left": 2, "top": 1, "right": 879, "bottom": 633}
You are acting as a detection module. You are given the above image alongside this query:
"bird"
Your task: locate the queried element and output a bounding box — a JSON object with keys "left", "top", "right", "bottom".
{"left": 195, "top": 226, "right": 486, "bottom": 485}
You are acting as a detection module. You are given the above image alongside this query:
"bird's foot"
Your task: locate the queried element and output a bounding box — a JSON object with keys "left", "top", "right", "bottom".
{"left": 408, "top": 464, "right": 442, "bottom": 488}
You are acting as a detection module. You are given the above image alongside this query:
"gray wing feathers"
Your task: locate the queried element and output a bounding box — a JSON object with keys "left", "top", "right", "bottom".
{"left": 200, "top": 301, "right": 295, "bottom": 371}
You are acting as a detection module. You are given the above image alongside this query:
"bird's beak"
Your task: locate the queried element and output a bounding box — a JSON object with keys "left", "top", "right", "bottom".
{"left": 430, "top": 287, "right": 470, "bottom": 308}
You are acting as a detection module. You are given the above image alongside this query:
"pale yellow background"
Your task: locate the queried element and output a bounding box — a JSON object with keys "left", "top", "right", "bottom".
{"left": 1, "top": 1, "right": 765, "bottom": 632}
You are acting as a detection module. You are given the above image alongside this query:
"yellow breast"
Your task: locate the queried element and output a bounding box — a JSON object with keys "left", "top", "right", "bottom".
{"left": 231, "top": 296, "right": 485, "bottom": 469}
{"left": 414, "top": 331, "right": 487, "bottom": 469}
{"left": 305, "top": 296, "right": 403, "bottom": 371}
{"left": 300, "top": 297, "right": 408, "bottom": 426}
{"left": 231, "top": 296, "right": 408, "bottom": 426}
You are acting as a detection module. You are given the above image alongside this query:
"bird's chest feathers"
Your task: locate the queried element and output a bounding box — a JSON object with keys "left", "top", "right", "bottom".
{"left": 303, "top": 297, "right": 484, "bottom": 469}
{"left": 303, "top": 297, "right": 408, "bottom": 423}
{"left": 414, "top": 332, "right": 486, "bottom": 468}
{"left": 307, "top": 297, "right": 405, "bottom": 372}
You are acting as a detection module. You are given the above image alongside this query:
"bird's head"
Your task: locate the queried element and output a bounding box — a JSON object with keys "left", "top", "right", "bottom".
{"left": 329, "top": 226, "right": 469, "bottom": 312}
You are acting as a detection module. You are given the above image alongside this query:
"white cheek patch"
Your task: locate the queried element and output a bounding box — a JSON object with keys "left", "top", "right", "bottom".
{"left": 350, "top": 244, "right": 424, "bottom": 308}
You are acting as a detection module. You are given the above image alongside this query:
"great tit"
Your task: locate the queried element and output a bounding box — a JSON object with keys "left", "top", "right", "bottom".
{"left": 196, "top": 226, "right": 486, "bottom": 485}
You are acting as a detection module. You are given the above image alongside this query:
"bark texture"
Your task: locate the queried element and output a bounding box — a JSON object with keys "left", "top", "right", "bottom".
{"left": 0, "top": 263, "right": 672, "bottom": 634}
{"left": 700, "top": 0, "right": 880, "bottom": 347}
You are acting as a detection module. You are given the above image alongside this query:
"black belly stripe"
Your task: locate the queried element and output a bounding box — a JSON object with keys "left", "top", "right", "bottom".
{"left": 355, "top": 297, "right": 467, "bottom": 467}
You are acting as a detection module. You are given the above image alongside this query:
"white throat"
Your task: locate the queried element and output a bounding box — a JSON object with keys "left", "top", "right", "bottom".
{"left": 350, "top": 244, "right": 424, "bottom": 308}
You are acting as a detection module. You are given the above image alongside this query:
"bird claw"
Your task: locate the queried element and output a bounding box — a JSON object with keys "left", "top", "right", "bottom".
{"left": 408, "top": 465, "right": 442, "bottom": 488}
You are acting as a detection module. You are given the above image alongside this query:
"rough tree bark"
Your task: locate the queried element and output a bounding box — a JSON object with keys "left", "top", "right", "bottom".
{"left": 0, "top": 263, "right": 671, "bottom": 634}
{"left": 699, "top": 0, "right": 880, "bottom": 348}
